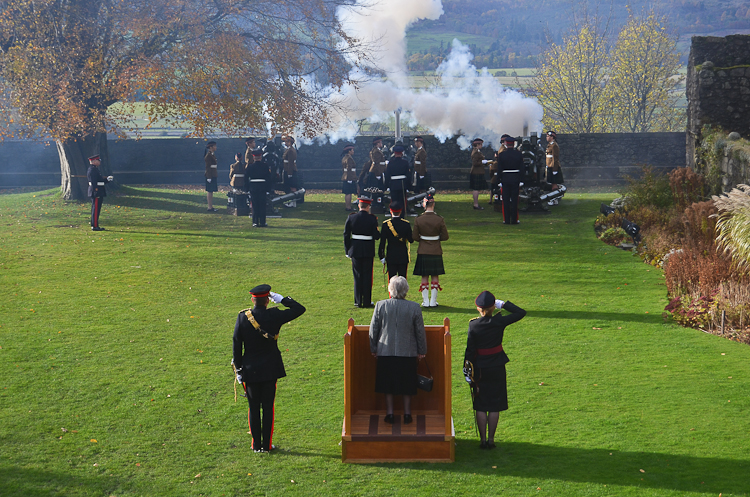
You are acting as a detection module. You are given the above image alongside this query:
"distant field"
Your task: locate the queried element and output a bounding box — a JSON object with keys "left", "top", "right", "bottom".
{"left": 406, "top": 29, "right": 497, "bottom": 54}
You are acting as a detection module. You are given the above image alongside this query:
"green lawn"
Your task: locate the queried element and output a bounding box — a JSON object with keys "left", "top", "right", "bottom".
{"left": 1, "top": 187, "right": 748, "bottom": 496}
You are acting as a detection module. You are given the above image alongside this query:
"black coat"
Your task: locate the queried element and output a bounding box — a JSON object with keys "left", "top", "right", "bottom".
{"left": 497, "top": 149, "right": 524, "bottom": 184}
{"left": 464, "top": 301, "right": 526, "bottom": 368}
{"left": 246, "top": 160, "right": 271, "bottom": 192}
{"left": 232, "top": 297, "right": 306, "bottom": 383}
{"left": 87, "top": 165, "right": 109, "bottom": 198}
{"left": 344, "top": 210, "right": 380, "bottom": 258}
{"left": 385, "top": 157, "right": 410, "bottom": 192}
{"left": 378, "top": 216, "right": 413, "bottom": 263}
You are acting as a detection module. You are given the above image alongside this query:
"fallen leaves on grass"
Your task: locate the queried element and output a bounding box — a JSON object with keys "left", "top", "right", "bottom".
{"left": 90, "top": 439, "right": 97, "bottom": 443}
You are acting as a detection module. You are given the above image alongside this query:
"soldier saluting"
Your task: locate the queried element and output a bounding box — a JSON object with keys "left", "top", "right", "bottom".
{"left": 344, "top": 196, "right": 381, "bottom": 308}
{"left": 378, "top": 201, "right": 413, "bottom": 280}
{"left": 233, "top": 284, "right": 306, "bottom": 453}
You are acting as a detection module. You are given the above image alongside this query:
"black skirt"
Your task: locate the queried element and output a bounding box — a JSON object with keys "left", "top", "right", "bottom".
{"left": 342, "top": 180, "right": 358, "bottom": 194}
{"left": 469, "top": 173, "right": 487, "bottom": 191}
{"left": 205, "top": 177, "right": 218, "bottom": 192}
{"left": 413, "top": 254, "right": 445, "bottom": 276}
{"left": 473, "top": 365, "right": 508, "bottom": 412}
{"left": 284, "top": 172, "right": 298, "bottom": 189}
{"left": 375, "top": 356, "right": 418, "bottom": 395}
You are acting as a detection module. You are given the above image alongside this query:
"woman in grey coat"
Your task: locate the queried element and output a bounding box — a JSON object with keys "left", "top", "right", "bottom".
{"left": 369, "top": 276, "right": 427, "bottom": 424}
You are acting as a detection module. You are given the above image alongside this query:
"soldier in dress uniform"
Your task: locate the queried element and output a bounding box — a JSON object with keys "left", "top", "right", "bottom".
{"left": 247, "top": 148, "right": 271, "bottom": 227}
{"left": 281, "top": 136, "right": 298, "bottom": 207}
{"left": 244, "top": 137, "right": 256, "bottom": 191}
{"left": 413, "top": 136, "right": 428, "bottom": 195}
{"left": 496, "top": 136, "right": 524, "bottom": 225}
{"left": 489, "top": 134, "right": 510, "bottom": 205}
{"left": 233, "top": 284, "right": 306, "bottom": 453}
{"left": 544, "top": 131, "right": 565, "bottom": 205}
{"left": 384, "top": 144, "right": 410, "bottom": 215}
{"left": 341, "top": 144, "right": 358, "bottom": 211}
{"left": 204, "top": 141, "right": 218, "bottom": 212}
{"left": 412, "top": 193, "right": 449, "bottom": 307}
{"left": 368, "top": 137, "right": 387, "bottom": 190}
{"left": 378, "top": 201, "right": 413, "bottom": 280}
{"left": 86, "top": 155, "right": 113, "bottom": 231}
{"left": 344, "top": 196, "right": 381, "bottom": 308}
{"left": 470, "top": 138, "right": 490, "bottom": 210}
{"left": 229, "top": 153, "right": 246, "bottom": 191}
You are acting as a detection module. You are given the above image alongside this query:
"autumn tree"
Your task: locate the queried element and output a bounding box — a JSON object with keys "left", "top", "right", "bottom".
{"left": 0, "top": 0, "right": 364, "bottom": 200}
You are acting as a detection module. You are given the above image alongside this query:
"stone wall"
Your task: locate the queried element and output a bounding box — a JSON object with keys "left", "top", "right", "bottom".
{"left": 0, "top": 133, "right": 686, "bottom": 190}
{"left": 687, "top": 35, "right": 750, "bottom": 171}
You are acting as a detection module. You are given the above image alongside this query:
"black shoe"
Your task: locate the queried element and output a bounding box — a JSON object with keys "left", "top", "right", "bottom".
{"left": 403, "top": 414, "right": 413, "bottom": 424}
{"left": 383, "top": 414, "right": 395, "bottom": 424}
{"left": 487, "top": 441, "right": 496, "bottom": 449}
{"left": 265, "top": 445, "right": 277, "bottom": 452}
{"left": 207, "top": 208, "right": 217, "bottom": 212}
{"left": 91, "top": 227, "right": 104, "bottom": 231}
{"left": 252, "top": 224, "right": 259, "bottom": 227}
{"left": 473, "top": 205, "right": 484, "bottom": 210}
{"left": 480, "top": 441, "right": 489, "bottom": 449}
{"left": 253, "top": 447, "right": 265, "bottom": 453}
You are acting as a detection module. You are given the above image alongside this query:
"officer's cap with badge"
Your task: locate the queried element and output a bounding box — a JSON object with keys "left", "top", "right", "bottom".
{"left": 475, "top": 290, "right": 496, "bottom": 308}
{"left": 358, "top": 195, "right": 373, "bottom": 205}
{"left": 389, "top": 201, "right": 403, "bottom": 214}
{"left": 392, "top": 145, "right": 405, "bottom": 154}
{"left": 547, "top": 130, "right": 557, "bottom": 139}
{"left": 251, "top": 147, "right": 263, "bottom": 157}
{"left": 249, "top": 284, "right": 271, "bottom": 298}
{"left": 503, "top": 135, "right": 516, "bottom": 145}
{"left": 88, "top": 155, "right": 101, "bottom": 164}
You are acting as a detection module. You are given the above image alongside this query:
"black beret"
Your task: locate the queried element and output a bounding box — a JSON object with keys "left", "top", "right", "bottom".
{"left": 250, "top": 284, "right": 271, "bottom": 297}
{"left": 500, "top": 134, "right": 510, "bottom": 140}
{"left": 392, "top": 145, "right": 405, "bottom": 153}
{"left": 475, "top": 290, "right": 496, "bottom": 308}
{"left": 343, "top": 144, "right": 354, "bottom": 152}
{"left": 424, "top": 192, "right": 434, "bottom": 202}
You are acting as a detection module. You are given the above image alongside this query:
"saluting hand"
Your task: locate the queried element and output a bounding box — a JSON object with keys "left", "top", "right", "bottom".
{"left": 269, "top": 292, "right": 284, "bottom": 304}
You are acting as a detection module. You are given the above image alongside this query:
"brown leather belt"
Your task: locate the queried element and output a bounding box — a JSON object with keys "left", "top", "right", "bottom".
{"left": 477, "top": 344, "right": 504, "bottom": 356}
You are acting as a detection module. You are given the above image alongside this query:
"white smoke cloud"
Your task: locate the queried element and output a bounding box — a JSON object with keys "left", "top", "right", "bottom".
{"left": 319, "top": 0, "right": 543, "bottom": 148}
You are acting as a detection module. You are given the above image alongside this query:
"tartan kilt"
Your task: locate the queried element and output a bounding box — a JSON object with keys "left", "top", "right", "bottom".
{"left": 413, "top": 254, "right": 445, "bottom": 276}
{"left": 469, "top": 173, "right": 487, "bottom": 191}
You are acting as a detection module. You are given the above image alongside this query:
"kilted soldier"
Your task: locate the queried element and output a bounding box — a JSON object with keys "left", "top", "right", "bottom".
{"left": 341, "top": 144, "right": 358, "bottom": 211}
{"left": 384, "top": 144, "right": 410, "bottom": 214}
{"left": 233, "top": 284, "right": 306, "bottom": 452}
{"left": 229, "top": 153, "right": 246, "bottom": 191}
{"left": 545, "top": 131, "right": 565, "bottom": 205}
{"left": 204, "top": 141, "right": 218, "bottom": 212}
{"left": 86, "top": 155, "right": 113, "bottom": 231}
{"left": 344, "top": 196, "right": 381, "bottom": 308}
{"left": 368, "top": 137, "right": 387, "bottom": 190}
{"left": 247, "top": 148, "right": 271, "bottom": 227}
{"left": 378, "top": 201, "right": 413, "bottom": 279}
{"left": 281, "top": 136, "right": 298, "bottom": 207}
{"left": 413, "top": 136, "right": 428, "bottom": 195}
{"left": 464, "top": 290, "right": 526, "bottom": 449}
{"left": 497, "top": 136, "right": 523, "bottom": 225}
{"left": 470, "top": 138, "right": 490, "bottom": 210}
{"left": 412, "top": 193, "right": 449, "bottom": 307}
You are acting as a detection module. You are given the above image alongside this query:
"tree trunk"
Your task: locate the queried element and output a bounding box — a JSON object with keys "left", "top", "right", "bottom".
{"left": 58, "top": 133, "right": 111, "bottom": 201}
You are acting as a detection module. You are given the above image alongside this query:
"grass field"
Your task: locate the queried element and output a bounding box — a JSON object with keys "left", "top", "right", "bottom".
{"left": 1, "top": 187, "right": 748, "bottom": 496}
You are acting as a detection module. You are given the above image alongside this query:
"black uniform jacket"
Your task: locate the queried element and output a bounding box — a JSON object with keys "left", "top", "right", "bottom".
{"left": 233, "top": 297, "right": 306, "bottom": 383}
{"left": 497, "top": 149, "right": 524, "bottom": 183}
{"left": 464, "top": 301, "right": 526, "bottom": 369}
{"left": 384, "top": 157, "right": 410, "bottom": 191}
{"left": 378, "top": 216, "right": 413, "bottom": 263}
{"left": 246, "top": 160, "right": 271, "bottom": 193}
{"left": 344, "top": 210, "right": 380, "bottom": 258}
{"left": 87, "top": 165, "right": 109, "bottom": 198}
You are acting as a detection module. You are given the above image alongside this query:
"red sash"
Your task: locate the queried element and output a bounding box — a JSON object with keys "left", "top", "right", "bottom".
{"left": 477, "top": 344, "right": 504, "bottom": 356}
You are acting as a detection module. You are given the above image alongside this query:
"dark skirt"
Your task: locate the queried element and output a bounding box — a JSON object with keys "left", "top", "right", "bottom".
{"left": 413, "top": 254, "right": 445, "bottom": 276}
{"left": 375, "top": 356, "right": 418, "bottom": 395}
{"left": 205, "top": 177, "right": 218, "bottom": 192}
{"left": 342, "top": 180, "right": 358, "bottom": 194}
{"left": 284, "top": 172, "right": 298, "bottom": 190}
{"left": 469, "top": 173, "right": 487, "bottom": 191}
{"left": 473, "top": 365, "right": 508, "bottom": 412}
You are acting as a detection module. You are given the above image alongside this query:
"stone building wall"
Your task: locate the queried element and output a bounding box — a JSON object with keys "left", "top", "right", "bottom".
{"left": 687, "top": 34, "right": 750, "bottom": 173}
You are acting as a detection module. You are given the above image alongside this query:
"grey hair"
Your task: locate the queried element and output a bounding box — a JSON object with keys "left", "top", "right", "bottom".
{"left": 388, "top": 276, "right": 409, "bottom": 299}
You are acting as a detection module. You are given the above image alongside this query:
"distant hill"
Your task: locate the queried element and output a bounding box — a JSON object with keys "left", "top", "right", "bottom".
{"left": 405, "top": 0, "right": 750, "bottom": 70}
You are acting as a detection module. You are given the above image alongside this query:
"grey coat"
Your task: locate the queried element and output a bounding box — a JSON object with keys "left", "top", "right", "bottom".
{"left": 369, "top": 298, "right": 427, "bottom": 357}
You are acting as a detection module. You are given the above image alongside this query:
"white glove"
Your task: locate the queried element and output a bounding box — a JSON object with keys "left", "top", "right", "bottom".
{"left": 465, "top": 375, "right": 472, "bottom": 383}
{"left": 519, "top": 182, "right": 524, "bottom": 187}
{"left": 482, "top": 160, "right": 490, "bottom": 164}
{"left": 207, "top": 178, "right": 211, "bottom": 183}
{"left": 380, "top": 258, "right": 386, "bottom": 265}
{"left": 107, "top": 176, "right": 114, "bottom": 182}
{"left": 495, "top": 299, "right": 505, "bottom": 310}
{"left": 346, "top": 254, "right": 351, "bottom": 259}
{"left": 236, "top": 374, "right": 243, "bottom": 384}
{"left": 269, "top": 292, "right": 283, "bottom": 304}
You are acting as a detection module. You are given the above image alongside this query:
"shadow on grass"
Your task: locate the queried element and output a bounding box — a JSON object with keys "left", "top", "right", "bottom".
{"left": 0, "top": 466, "right": 127, "bottom": 497}
{"left": 531, "top": 309, "right": 661, "bottom": 325}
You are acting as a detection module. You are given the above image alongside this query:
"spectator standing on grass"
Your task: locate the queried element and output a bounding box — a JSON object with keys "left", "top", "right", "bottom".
{"left": 233, "top": 284, "right": 306, "bottom": 453}
{"left": 464, "top": 290, "right": 526, "bottom": 449}
{"left": 204, "top": 141, "right": 218, "bottom": 212}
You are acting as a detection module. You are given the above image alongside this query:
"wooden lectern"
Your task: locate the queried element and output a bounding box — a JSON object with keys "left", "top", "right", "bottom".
{"left": 341, "top": 317, "right": 454, "bottom": 463}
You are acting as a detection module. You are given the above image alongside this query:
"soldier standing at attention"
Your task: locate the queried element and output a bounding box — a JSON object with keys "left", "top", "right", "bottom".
{"left": 368, "top": 137, "right": 387, "bottom": 190}
{"left": 87, "top": 154, "right": 113, "bottom": 231}
{"left": 244, "top": 137, "right": 256, "bottom": 191}
{"left": 545, "top": 131, "right": 564, "bottom": 204}
{"left": 344, "top": 196, "right": 381, "bottom": 308}
{"left": 489, "top": 134, "right": 509, "bottom": 205}
{"left": 281, "top": 136, "right": 298, "bottom": 207}
{"left": 497, "top": 136, "right": 524, "bottom": 225}
{"left": 384, "top": 144, "right": 410, "bottom": 215}
{"left": 229, "top": 153, "right": 246, "bottom": 191}
{"left": 233, "top": 284, "right": 306, "bottom": 453}
{"left": 413, "top": 136, "right": 427, "bottom": 195}
{"left": 412, "top": 193, "right": 449, "bottom": 307}
{"left": 204, "top": 141, "right": 218, "bottom": 212}
{"left": 341, "top": 144, "right": 358, "bottom": 211}
{"left": 247, "top": 148, "right": 270, "bottom": 227}
{"left": 378, "top": 201, "right": 413, "bottom": 280}
{"left": 470, "top": 138, "right": 490, "bottom": 210}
